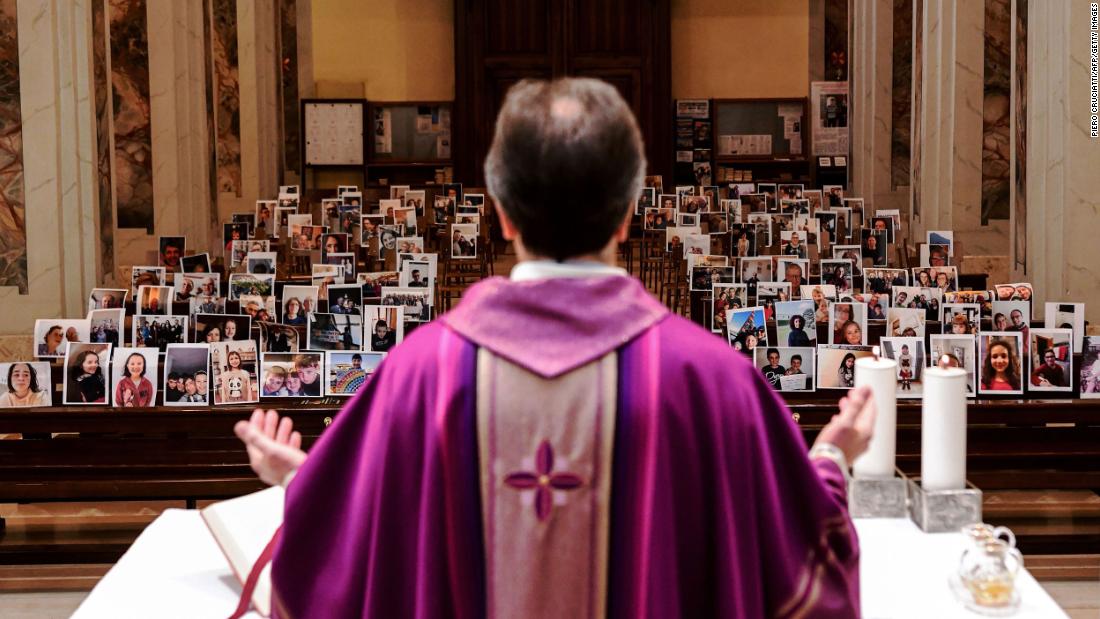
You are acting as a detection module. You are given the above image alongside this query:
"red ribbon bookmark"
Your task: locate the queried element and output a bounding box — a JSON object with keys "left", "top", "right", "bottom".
{"left": 228, "top": 526, "right": 281, "bottom": 619}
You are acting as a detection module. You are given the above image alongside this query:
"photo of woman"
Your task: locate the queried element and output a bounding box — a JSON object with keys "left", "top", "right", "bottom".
{"left": 0, "top": 362, "right": 53, "bottom": 407}
{"left": 829, "top": 302, "right": 868, "bottom": 345}
{"left": 63, "top": 343, "right": 111, "bottom": 405}
{"left": 979, "top": 333, "right": 1024, "bottom": 395}
{"left": 35, "top": 319, "right": 90, "bottom": 359}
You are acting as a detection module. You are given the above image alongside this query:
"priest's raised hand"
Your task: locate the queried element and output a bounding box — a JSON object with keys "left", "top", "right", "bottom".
{"left": 233, "top": 408, "right": 306, "bottom": 487}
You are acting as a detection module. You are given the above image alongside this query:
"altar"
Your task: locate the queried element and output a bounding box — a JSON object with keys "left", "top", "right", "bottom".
{"left": 71, "top": 509, "right": 1068, "bottom": 618}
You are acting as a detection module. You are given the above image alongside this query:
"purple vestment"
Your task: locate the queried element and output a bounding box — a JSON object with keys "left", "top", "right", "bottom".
{"left": 272, "top": 275, "right": 859, "bottom": 618}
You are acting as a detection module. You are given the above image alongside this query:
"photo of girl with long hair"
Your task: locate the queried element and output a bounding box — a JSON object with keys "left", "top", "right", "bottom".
{"left": 979, "top": 333, "right": 1024, "bottom": 395}
{"left": 211, "top": 340, "right": 258, "bottom": 405}
{"left": 63, "top": 343, "right": 111, "bottom": 405}
{"left": 0, "top": 362, "right": 53, "bottom": 407}
{"left": 111, "top": 348, "right": 158, "bottom": 408}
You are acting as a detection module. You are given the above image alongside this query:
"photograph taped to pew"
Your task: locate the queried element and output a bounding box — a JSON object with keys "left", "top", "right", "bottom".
{"left": 755, "top": 346, "right": 815, "bottom": 392}
{"left": 133, "top": 316, "right": 188, "bottom": 352}
{"left": 880, "top": 337, "right": 926, "bottom": 399}
{"left": 450, "top": 224, "right": 478, "bottom": 259}
{"left": 245, "top": 252, "right": 277, "bottom": 276}
{"left": 131, "top": 266, "right": 166, "bottom": 297}
{"left": 228, "top": 273, "right": 275, "bottom": 301}
{"left": 381, "top": 287, "right": 432, "bottom": 322}
{"left": 88, "top": 288, "right": 128, "bottom": 312}
{"left": 163, "top": 344, "right": 210, "bottom": 405}
{"left": 364, "top": 305, "right": 403, "bottom": 353}
{"left": 210, "top": 340, "right": 259, "bottom": 405}
{"left": 87, "top": 308, "right": 124, "bottom": 347}
{"left": 1026, "top": 328, "right": 1073, "bottom": 393}
{"left": 0, "top": 361, "right": 53, "bottom": 407}
{"left": 193, "top": 314, "right": 251, "bottom": 344}
{"left": 258, "top": 321, "right": 302, "bottom": 353}
{"left": 1045, "top": 302, "right": 1086, "bottom": 353}
{"left": 180, "top": 253, "right": 211, "bottom": 274}
{"left": 259, "top": 353, "right": 323, "bottom": 398}
{"left": 111, "top": 348, "right": 159, "bottom": 408}
{"left": 328, "top": 284, "right": 364, "bottom": 315}
{"left": 994, "top": 283, "right": 1034, "bottom": 303}
{"left": 711, "top": 283, "right": 747, "bottom": 333}
{"left": 1080, "top": 336, "right": 1100, "bottom": 398}
{"left": 63, "top": 342, "right": 112, "bottom": 405}
{"left": 775, "top": 300, "right": 816, "bottom": 347}
{"left": 816, "top": 344, "right": 874, "bottom": 390}
{"left": 929, "top": 334, "right": 978, "bottom": 396}
{"left": 979, "top": 332, "right": 1025, "bottom": 395}
{"left": 886, "top": 307, "right": 926, "bottom": 339}
{"left": 359, "top": 271, "right": 400, "bottom": 299}
{"left": 173, "top": 273, "right": 219, "bottom": 302}
{"left": 136, "top": 285, "right": 173, "bottom": 316}
{"left": 158, "top": 236, "right": 185, "bottom": 272}
{"left": 829, "top": 301, "right": 867, "bottom": 345}
{"left": 942, "top": 303, "right": 980, "bottom": 335}
{"left": 325, "top": 351, "right": 385, "bottom": 397}
{"left": 726, "top": 306, "right": 767, "bottom": 356}
{"left": 307, "top": 313, "right": 364, "bottom": 352}
{"left": 990, "top": 301, "right": 1030, "bottom": 334}
{"left": 802, "top": 284, "right": 836, "bottom": 324}
{"left": 690, "top": 266, "right": 734, "bottom": 292}
{"left": 281, "top": 286, "right": 319, "bottom": 323}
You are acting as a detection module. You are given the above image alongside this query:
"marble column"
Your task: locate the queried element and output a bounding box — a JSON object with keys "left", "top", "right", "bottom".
{"left": 910, "top": 0, "right": 1009, "bottom": 255}
{"left": 0, "top": 0, "right": 99, "bottom": 346}
{"left": 1025, "top": 0, "right": 1100, "bottom": 322}
{"left": 113, "top": 0, "right": 214, "bottom": 272}
{"left": 850, "top": 0, "right": 908, "bottom": 216}
{"left": 238, "top": 0, "right": 280, "bottom": 209}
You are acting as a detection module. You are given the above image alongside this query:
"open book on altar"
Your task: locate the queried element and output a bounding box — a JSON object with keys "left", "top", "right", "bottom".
{"left": 200, "top": 485, "right": 284, "bottom": 617}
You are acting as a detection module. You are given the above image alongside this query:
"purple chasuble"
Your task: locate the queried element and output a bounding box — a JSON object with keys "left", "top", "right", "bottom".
{"left": 271, "top": 275, "right": 860, "bottom": 618}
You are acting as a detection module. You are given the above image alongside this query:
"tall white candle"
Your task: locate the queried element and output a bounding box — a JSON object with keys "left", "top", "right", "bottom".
{"left": 852, "top": 353, "right": 898, "bottom": 479}
{"left": 921, "top": 364, "right": 968, "bottom": 490}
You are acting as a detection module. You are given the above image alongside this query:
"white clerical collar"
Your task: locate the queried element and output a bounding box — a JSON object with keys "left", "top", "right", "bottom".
{"left": 510, "top": 259, "right": 628, "bottom": 282}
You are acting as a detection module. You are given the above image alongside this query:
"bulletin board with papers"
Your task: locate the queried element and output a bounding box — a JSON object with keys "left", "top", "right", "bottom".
{"left": 368, "top": 102, "right": 453, "bottom": 162}
{"left": 713, "top": 99, "right": 806, "bottom": 157}
{"left": 302, "top": 100, "right": 367, "bottom": 166}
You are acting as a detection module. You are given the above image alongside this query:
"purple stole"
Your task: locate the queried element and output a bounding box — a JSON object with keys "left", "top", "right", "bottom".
{"left": 475, "top": 347, "right": 617, "bottom": 618}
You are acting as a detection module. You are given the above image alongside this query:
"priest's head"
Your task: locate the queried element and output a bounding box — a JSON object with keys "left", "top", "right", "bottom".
{"left": 485, "top": 77, "right": 644, "bottom": 262}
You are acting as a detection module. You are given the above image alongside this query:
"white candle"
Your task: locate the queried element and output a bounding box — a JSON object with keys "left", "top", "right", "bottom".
{"left": 921, "top": 364, "right": 969, "bottom": 490}
{"left": 852, "top": 352, "right": 898, "bottom": 479}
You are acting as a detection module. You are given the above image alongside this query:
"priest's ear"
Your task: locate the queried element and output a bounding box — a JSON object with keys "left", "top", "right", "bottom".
{"left": 493, "top": 198, "right": 518, "bottom": 242}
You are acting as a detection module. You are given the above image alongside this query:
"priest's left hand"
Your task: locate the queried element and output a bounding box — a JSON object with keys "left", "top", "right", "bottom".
{"left": 235, "top": 408, "right": 308, "bottom": 487}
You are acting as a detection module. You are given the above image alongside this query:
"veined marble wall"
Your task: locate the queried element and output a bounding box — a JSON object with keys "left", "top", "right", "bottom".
{"left": 279, "top": 0, "right": 301, "bottom": 178}
{"left": 824, "top": 0, "right": 849, "bottom": 81}
{"left": 0, "top": 0, "right": 99, "bottom": 341}
{"left": 0, "top": 0, "right": 27, "bottom": 293}
{"left": 110, "top": 0, "right": 155, "bottom": 232}
{"left": 92, "top": 0, "right": 116, "bottom": 284}
{"left": 911, "top": 0, "right": 922, "bottom": 217}
{"left": 1026, "top": 0, "right": 1100, "bottom": 323}
{"left": 211, "top": 0, "right": 242, "bottom": 196}
{"left": 1012, "top": 0, "right": 1027, "bottom": 270}
{"left": 982, "top": 0, "right": 1011, "bottom": 223}
{"left": 891, "top": 0, "right": 913, "bottom": 190}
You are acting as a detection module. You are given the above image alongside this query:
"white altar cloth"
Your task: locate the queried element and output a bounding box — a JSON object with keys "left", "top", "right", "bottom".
{"left": 72, "top": 509, "right": 1068, "bottom": 618}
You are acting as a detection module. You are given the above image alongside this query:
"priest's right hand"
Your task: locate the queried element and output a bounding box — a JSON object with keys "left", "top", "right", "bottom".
{"left": 234, "top": 408, "right": 308, "bottom": 487}
{"left": 814, "top": 385, "right": 877, "bottom": 464}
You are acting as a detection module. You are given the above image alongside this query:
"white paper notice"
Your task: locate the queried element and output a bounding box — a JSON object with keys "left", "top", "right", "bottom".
{"left": 304, "top": 102, "right": 365, "bottom": 165}
{"left": 374, "top": 108, "right": 392, "bottom": 154}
